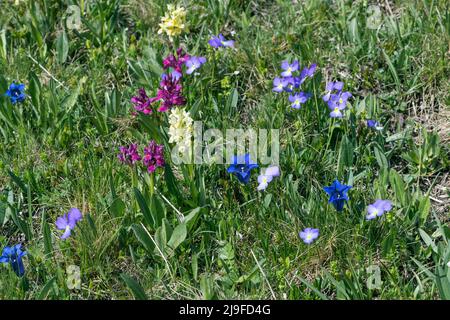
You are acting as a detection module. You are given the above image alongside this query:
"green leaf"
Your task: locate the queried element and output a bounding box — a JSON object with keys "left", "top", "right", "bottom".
{"left": 28, "top": 72, "right": 41, "bottom": 109}
{"left": 134, "top": 188, "right": 154, "bottom": 228}
{"left": 42, "top": 213, "right": 53, "bottom": 257}
{"left": 131, "top": 223, "right": 155, "bottom": 253}
{"left": 199, "top": 274, "right": 215, "bottom": 300}
{"left": 382, "top": 232, "right": 395, "bottom": 257}
{"left": 61, "top": 82, "right": 81, "bottom": 112}
{"left": 8, "top": 170, "right": 28, "bottom": 194}
{"left": 150, "top": 196, "right": 166, "bottom": 229}
{"left": 386, "top": 131, "right": 406, "bottom": 143}
{"left": 37, "top": 277, "right": 57, "bottom": 299}
{"left": 167, "top": 223, "right": 187, "bottom": 250}
{"left": 164, "top": 163, "right": 182, "bottom": 201}
{"left": 418, "top": 228, "right": 437, "bottom": 253}
{"left": 418, "top": 196, "right": 431, "bottom": 225}
{"left": 298, "top": 276, "right": 329, "bottom": 300}
{"left": 389, "top": 169, "right": 406, "bottom": 206}
{"left": 338, "top": 135, "right": 354, "bottom": 172}
{"left": 0, "top": 201, "right": 6, "bottom": 225}
{"left": 225, "top": 88, "right": 238, "bottom": 115}
{"left": 411, "top": 257, "right": 436, "bottom": 280}
{"left": 183, "top": 207, "right": 202, "bottom": 232}
{"left": 110, "top": 198, "right": 125, "bottom": 218}
{"left": 383, "top": 50, "right": 401, "bottom": 92}
{"left": 192, "top": 253, "right": 199, "bottom": 282}
{"left": 373, "top": 144, "right": 388, "bottom": 169}
{"left": 436, "top": 266, "right": 450, "bottom": 299}
{"left": 56, "top": 30, "right": 69, "bottom": 64}
{"left": 120, "top": 274, "right": 148, "bottom": 300}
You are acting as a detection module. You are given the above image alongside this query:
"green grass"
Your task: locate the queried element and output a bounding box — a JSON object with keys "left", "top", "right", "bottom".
{"left": 0, "top": 0, "right": 449, "bottom": 300}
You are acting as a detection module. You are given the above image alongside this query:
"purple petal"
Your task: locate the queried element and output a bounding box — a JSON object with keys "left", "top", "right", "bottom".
{"left": 68, "top": 208, "right": 82, "bottom": 228}
{"left": 257, "top": 182, "right": 268, "bottom": 191}
{"left": 55, "top": 215, "right": 69, "bottom": 230}
{"left": 61, "top": 227, "right": 72, "bottom": 240}
{"left": 264, "top": 166, "right": 280, "bottom": 177}
{"left": 222, "top": 40, "right": 234, "bottom": 47}
{"left": 334, "top": 81, "right": 344, "bottom": 91}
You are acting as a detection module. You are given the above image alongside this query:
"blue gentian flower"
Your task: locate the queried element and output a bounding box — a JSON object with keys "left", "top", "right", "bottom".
{"left": 208, "top": 34, "right": 234, "bottom": 48}
{"left": 185, "top": 56, "right": 206, "bottom": 74}
{"left": 323, "top": 179, "right": 352, "bottom": 211}
{"left": 55, "top": 208, "right": 83, "bottom": 239}
{"left": 5, "top": 82, "right": 26, "bottom": 104}
{"left": 289, "top": 92, "right": 311, "bottom": 109}
{"left": 0, "top": 244, "right": 27, "bottom": 277}
{"left": 227, "top": 154, "right": 259, "bottom": 184}
{"left": 281, "top": 60, "right": 299, "bottom": 77}
{"left": 366, "top": 199, "right": 392, "bottom": 220}
{"left": 299, "top": 228, "right": 319, "bottom": 244}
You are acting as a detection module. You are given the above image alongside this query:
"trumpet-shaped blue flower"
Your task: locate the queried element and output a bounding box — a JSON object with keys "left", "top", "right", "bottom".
{"left": 0, "top": 244, "right": 26, "bottom": 277}
{"left": 227, "top": 154, "right": 259, "bottom": 184}
{"left": 55, "top": 208, "right": 83, "bottom": 239}
{"left": 323, "top": 179, "right": 352, "bottom": 211}
{"left": 5, "top": 82, "right": 26, "bottom": 104}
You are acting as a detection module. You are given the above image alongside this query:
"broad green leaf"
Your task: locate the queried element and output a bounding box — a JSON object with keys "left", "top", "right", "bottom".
{"left": 110, "top": 198, "right": 125, "bottom": 218}
{"left": 131, "top": 224, "right": 155, "bottom": 253}
{"left": 42, "top": 214, "right": 53, "bottom": 257}
{"left": 298, "top": 276, "right": 329, "bottom": 300}
{"left": 389, "top": 169, "right": 406, "bottom": 206}
{"left": 121, "top": 274, "right": 148, "bottom": 300}
{"left": 134, "top": 188, "right": 154, "bottom": 228}
{"left": 168, "top": 223, "right": 187, "bottom": 250}
{"left": 418, "top": 196, "right": 431, "bottom": 225}
{"left": 338, "top": 135, "right": 354, "bottom": 172}
{"left": 56, "top": 30, "right": 69, "bottom": 64}
{"left": 200, "top": 274, "right": 215, "bottom": 300}
{"left": 37, "top": 277, "right": 57, "bottom": 299}
{"left": 373, "top": 144, "right": 388, "bottom": 169}
{"left": 183, "top": 207, "right": 202, "bottom": 232}
{"left": 418, "top": 228, "right": 437, "bottom": 253}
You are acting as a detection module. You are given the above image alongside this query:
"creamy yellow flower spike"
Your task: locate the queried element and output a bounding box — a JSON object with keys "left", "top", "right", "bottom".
{"left": 158, "top": 5, "right": 187, "bottom": 41}
{"left": 168, "top": 108, "right": 193, "bottom": 154}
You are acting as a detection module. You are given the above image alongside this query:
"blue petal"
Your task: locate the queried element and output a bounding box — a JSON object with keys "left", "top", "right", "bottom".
{"left": 227, "top": 164, "right": 238, "bottom": 173}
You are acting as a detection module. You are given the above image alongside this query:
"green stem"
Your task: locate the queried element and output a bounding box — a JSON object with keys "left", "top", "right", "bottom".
{"left": 149, "top": 173, "right": 154, "bottom": 197}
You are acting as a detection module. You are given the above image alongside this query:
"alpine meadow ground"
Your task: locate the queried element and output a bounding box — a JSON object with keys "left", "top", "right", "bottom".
{"left": 0, "top": 0, "right": 449, "bottom": 300}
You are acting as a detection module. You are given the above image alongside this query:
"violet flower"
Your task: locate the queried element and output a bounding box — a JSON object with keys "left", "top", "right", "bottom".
{"left": 143, "top": 141, "right": 165, "bottom": 173}
{"left": 55, "top": 208, "right": 83, "bottom": 239}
